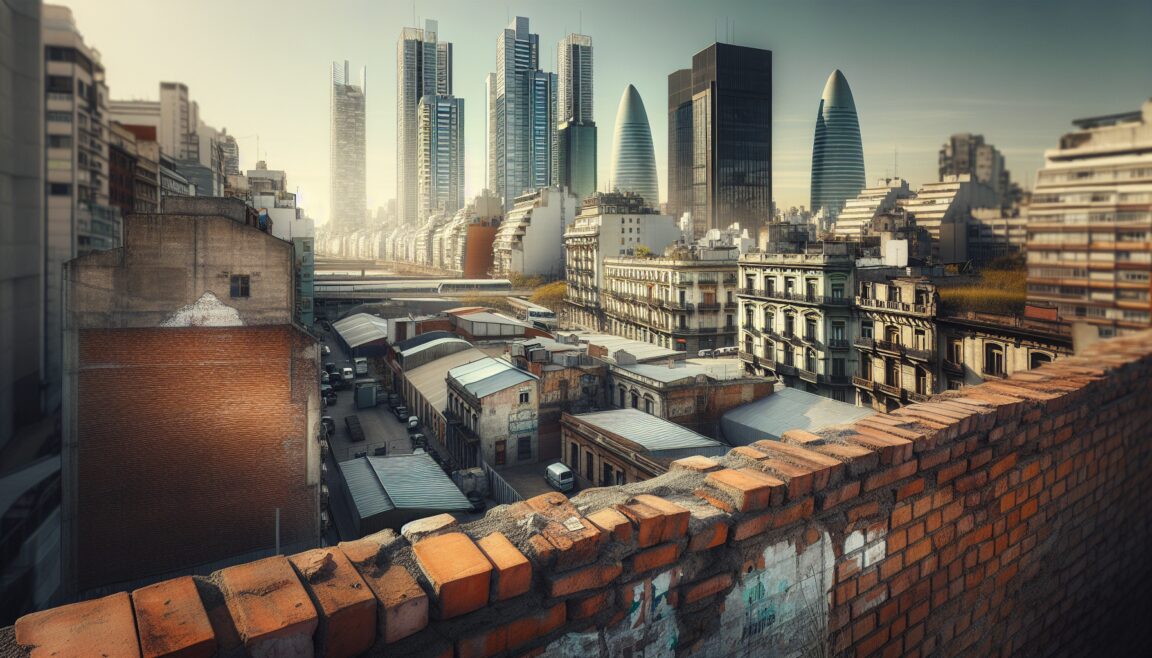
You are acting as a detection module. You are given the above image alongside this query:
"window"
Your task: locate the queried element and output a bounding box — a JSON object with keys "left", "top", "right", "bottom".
{"left": 586, "top": 451, "right": 594, "bottom": 480}
{"left": 805, "top": 318, "right": 817, "bottom": 341}
{"left": 831, "top": 322, "right": 846, "bottom": 341}
{"left": 915, "top": 368, "right": 929, "bottom": 395}
{"left": 643, "top": 396, "right": 653, "bottom": 414}
{"left": 1029, "top": 352, "right": 1053, "bottom": 369}
{"left": 495, "top": 440, "right": 507, "bottom": 466}
{"left": 805, "top": 280, "right": 817, "bottom": 299}
{"left": 46, "top": 111, "right": 72, "bottom": 123}
{"left": 805, "top": 349, "right": 817, "bottom": 372}
{"left": 984, "top": 344, "right": 1005, "bottom": 377}
{"left": 602, "top": 462, "right": 614, "bottom": 487}
{"left": 948, "top": 339, "right": 963, "bottom": 364}
{"left": 570, "top": 442, "right": 579, "bottom": 468}
{"left": 784, "top": 313, "right": 795, "bottom": 337}
{"left": 832, "top": 358, "right": 846, "bottom": 377}
{"left": 519, "top": 389, "right": 530, "bottom": 404}
{"left": 48, "top": 183, "right": 71, "bottom": 196}
{"left": 630, "top": 391, "right": 639, "bottom": 409}
{"left": 885, "top": 326, "right": 900, "bottom": 345}
{"left": 914, "top": 329, "right": 926, "bottom": 350}
{"left": 47, "top": 135, "right": 72, "bottom": 149}
{"left": 46, "top": 75, "right": 73, "bottom": 93}
{"left": 831, "top": 283, "right": 845, "bottom": 299}
{"left": 229, "top": 274, "right": 250, "bottom": 298}
{"left": 861, "top": 320, "right": 873, "bottom": 339}
{"left": 517, "top": 437, "right": 532, "bottom": 461}
{"left": 885, "top": 358, "right": 900, "bottom": 387}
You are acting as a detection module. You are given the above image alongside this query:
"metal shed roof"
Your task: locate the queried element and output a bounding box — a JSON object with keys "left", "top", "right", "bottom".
{"left": 332, "top": 313, "right": 389, "bottom": 348}
{"left": 448, "top": 357, "right": 537, "bottom": 399}
{"left": 572, "top": 408, "right": 726, "bottom": 454}
{"left": 338, "top": 453, "right": 471, "bottom": 521}
{"left": 721, "top": 387, "right": 875, "bottom": 445}
{"left": 406, "top": 347, "right": 489, "bottom": 411}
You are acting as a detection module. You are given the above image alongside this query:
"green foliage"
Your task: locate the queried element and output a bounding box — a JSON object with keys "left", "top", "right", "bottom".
{"left": 634, "top": 245, "right": 652, "bottom": 258}
{"left": 530, "top": 281, "right": 568, "bottom": 312}
{"left": 939, "top": 266, "right": 1027, "bottom": 316}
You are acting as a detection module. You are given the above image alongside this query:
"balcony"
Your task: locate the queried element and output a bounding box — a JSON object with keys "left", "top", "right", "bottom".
{"left": 874, "top": 339, "right": 904, "bottom": 355}
{"left": 665, "top": 300, "right": 694, "bottom": 311}
{"left": 852, "top": 376, "right": 876, "bottom": 391}
{"left": 905, "top": 346, "right": 936, "bottom": 362}
{"left": 942, "top": 359, "right": 964, "bottom": 375}
{"left": 855, "top": 296, "right": 936, "bottom": 316}
{"left": 799, "top": 368, "right": 819, "bottom": 384}
{"left": 827, "top": 374, "right": 852, "bottom": 386}
{"left": 697, "top": 302, "right": 721, "bottom": 312}
{"left": 854, "top": 337, "right": 875, "bottom": 350}
{"left": 827, "top": 338, "right": 851, "bottom": 350}
{"left": 735, "top": 288, "right": 852, "bottom": 306}
{"left": 739, "top": 350, "right": 756, "bottom": 363}
{"left": 776, "top": 363, "right": 798, "bottom": 376}
{"left": 876, "top": 382, "right": 902, "bottom": 397}
{"left": 908, "top": 391, "right": 932, "bottom": 403}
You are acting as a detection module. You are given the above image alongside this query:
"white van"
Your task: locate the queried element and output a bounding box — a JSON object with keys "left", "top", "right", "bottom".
{"left": 545, "top": 463, "right": 574, "bottom": 492}
{"left": 713, "top": 346, "right": 739, "bottom": 357}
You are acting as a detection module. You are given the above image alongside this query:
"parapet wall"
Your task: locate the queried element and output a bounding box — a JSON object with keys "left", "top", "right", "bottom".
{"left": 8, "top": 331, "right": 1152, "bottom": 658}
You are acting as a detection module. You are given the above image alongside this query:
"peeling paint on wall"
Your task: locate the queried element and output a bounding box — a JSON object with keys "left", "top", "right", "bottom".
{"left": 159, "top": 292, "right": 244, "bottom": 327}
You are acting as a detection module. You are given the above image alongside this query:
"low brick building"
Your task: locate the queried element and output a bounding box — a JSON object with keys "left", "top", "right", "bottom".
{"left": 62, "top": 198, "right": 321, "bottom": 597}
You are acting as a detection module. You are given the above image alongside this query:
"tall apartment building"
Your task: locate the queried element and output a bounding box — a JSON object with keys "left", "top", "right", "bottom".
{"left": 602, "top": 244, "right": 741, "bottom": 353}
{"left": 900, "top": 175, "right": 997, "bottom": 263}
{"left": 329, "top": 60, "right": 367, "bottom": 232}
{"left": 565, "top": 192, "right": 682, "bottom": 330}
{"left": 810, "top": 70, "right": 865, "bottom": 223}
{"left": 218, "top": 128, "right": 240, "bottom": 176}
{"left": 487, "top": 17, "right": 557, "bottom": 209}
{"left": 492, "top": 187, "right": 576, "bottom": 278}
{"left": 939, "top": 133, "right": 1013, "bottom": 210}
{"left": 416, "top": 94, "right": 464, "bottom": 221}
{"left": 557, "top": 33, "right": 596, "bottom": 204}
{"left": 609, "top": 85, "right": 659, "bottom": 209}
{"left": 1026, "top": 100, "right": 1152, "bottom": 337}
{"left": 43, "top": 5, "right": 122, "bottom": 421}
{"left": 397, "top": 21, "right": 454, "bottom": 225}
{"left": 62, "top": 197, "right": 321, "bottom": 596}
{"left": 737, "top": 242, "right": 856, "bottom": 402}
{"left": 667, "top": 43, "right": 772, "bottom": 238}
{"left": 852, "top": 275, "right": 939, "bottom": 412}
{"left": 833, "top": 178, "right": 913, "bottom": 239}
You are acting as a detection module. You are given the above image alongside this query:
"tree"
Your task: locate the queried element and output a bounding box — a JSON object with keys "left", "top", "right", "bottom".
{"left": 531, "top": 281, "right": 567, "bottom": 312}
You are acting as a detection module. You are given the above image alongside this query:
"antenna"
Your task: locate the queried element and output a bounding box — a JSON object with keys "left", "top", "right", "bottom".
{"left": 894, "top": 146, "right": 899, "bottom": 179}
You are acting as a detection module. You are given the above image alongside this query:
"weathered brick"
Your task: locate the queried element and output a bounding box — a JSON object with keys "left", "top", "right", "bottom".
{"left": 844, "top": 429, "right": 914, "bottom": 465}
{"left": 754, "top": 457, "right": 816, "bottom": 499}
{"left": 631, "top": 542, "right": 682, "bottom": 574}
{"left": 700, "top": 467, "right": 784, "bottom": 512}
{"left": 132, "top": 576, "right": 216, "bottom": 658}
{"left": 617, "top": 500, "right": 666, "bottom": 547}
{"left": 505, "top": 604, "right": 566, "bottom": 650}
{"left": 476, "top": 532, "right": 532, "bottom": 602}
{"left": 16, "top": 592, "right": 141, "bottom": 658}
{"left": 288, "top": 548, "right": 376, "bottom": 658}
{"left": 567, "top": 591, "right": 613, "bottom": 620}
{"left": 412, "top": 533, "right": 493, "bottom": 619}
{"left": 354, "top": 563, "right": 427, "bottom": 644}
{"left": 688, "top": 520, "right": 729, "bottom": 552}
{"left": 400, "top": 513, "right": 459, "bottom": 543}
{"left": 863, "top": 460, "right": 919, "bottom": 492}
{"left": 633, "top": 494, "right": 691, "bottom": 542}
{"left": 218, "top": 556, "right": 318, "bottom": 656}
{"left": 681, "top": 573, "right": 734, "bottom": 605}
{"left": 549, "top": 562, "right": 623, "bottom": 597}
{"left": 668, "top": 455, "right": 722, "bottom": 472}
{"left": 585, "top": 507, "right": 633, "bottom": 543}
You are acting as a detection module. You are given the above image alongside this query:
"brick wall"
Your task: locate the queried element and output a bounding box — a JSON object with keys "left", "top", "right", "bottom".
{"left": 16, "top": 330, "right": 1152, "bottom": 657}
{"left": 69, "top": 326, "right": 319, "bottom": 594}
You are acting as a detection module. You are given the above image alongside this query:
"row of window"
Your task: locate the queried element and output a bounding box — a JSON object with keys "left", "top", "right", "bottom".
{"left": 568, "top": 442, "right": 626, "bottom": 487}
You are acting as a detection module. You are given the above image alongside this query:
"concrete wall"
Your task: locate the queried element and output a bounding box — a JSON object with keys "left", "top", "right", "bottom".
{"left": 68, "top": 214, "right": 294, "bottom": 328}
{"left": 476, "top": 384, "right": 538, "bottom": 469}
{"left": 13, "top": 330, "right": 1152, "bottom": 658}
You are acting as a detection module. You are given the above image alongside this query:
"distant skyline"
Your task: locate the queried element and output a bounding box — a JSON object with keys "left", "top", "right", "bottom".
{"left": 62, "top": 0, "right": 1152, "bottom": 224}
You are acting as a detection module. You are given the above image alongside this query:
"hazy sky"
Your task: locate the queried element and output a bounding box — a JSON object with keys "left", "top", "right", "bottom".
{"left": 64, "top": 0, "right": 1151, "bottom": 224}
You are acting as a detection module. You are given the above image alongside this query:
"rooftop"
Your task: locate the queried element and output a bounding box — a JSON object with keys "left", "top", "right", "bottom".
{"left": 569, "top": 408, "right": 729, "bottom": 458}
{"left": 721, "top": 387, "right": 875, "bottom": 444}
{"left": 448, "top": 357, "right": 537, "bottom": 399}
{"left": 340, "top": 453, "right": 471, "bottom": 518}
{"left": 331, "top": 313, "right": 389, "bottom": 349}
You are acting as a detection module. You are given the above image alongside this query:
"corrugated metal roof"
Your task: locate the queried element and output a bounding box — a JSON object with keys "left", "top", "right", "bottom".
{"left": 406, "top": 347, "right": 488, "bottom": 411}
{"left": 572, "top": 408, "right": 724, "bottom": 452}
{"left": 721, "top": 387, "right": 875, "bottom": 445}
{"left": 332, "top": 313, "right": 389, "bottom": 348}
{"left": 393, "top": 330, "right": 455, "bottom": 352}
{"left": 456, "top": 311, "right": 530, "bottom": 327}
{"left": 399, "top": 336, "right": 471, "bottom": 358}
{"left": 448, "top": 357, "right": 537, "bottom": 398}
{"left": 561, "top": 332, "right": 682, "bottom": 363}
{"left": 338, "top": 453, "right": 471, "bottom": 522}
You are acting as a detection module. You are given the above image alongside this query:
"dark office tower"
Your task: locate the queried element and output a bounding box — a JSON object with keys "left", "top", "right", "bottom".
{"left": 667, "top": 43, "right": 772, "bottom": 238}
{"left": 557, "top": 33, "right": 596, "bottom": 203}
{"left": 809, "top": 69, "right": 865, "bottom": 222}
{"left": 667, "top": 68, "right": 694, "bottom": 220}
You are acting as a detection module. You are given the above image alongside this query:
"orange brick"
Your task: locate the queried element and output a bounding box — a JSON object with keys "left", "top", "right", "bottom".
{"left": 702, "top": 468, "right": 783, "bottom": 512}
{"left": 505, "top": 603, "right": 566, "bottom": 650}
{"left": 568, "top": 591, "right": 613, "bottom": 620}
{"left": 752, "top": 439, "right": 845, "bottom": 487}
{"left": 456, "top": 627, "right": 507, "bottom": 658}
{"left": 845, "top": 428, "right": 914, "bottom": 464}
{"left": 132, "top": 576, "right": 216, "bottom": 658}
{"left": 525, "top": 533, "right": 557, "bottom": 568}
{"left": 540, "top": 514, "right": 607, "bottom": 570}
{"left": 681, "top": 573, "right": 734, "bottom": 605}
{"left": 16, "top": 592, "right": 141, "bottom": 658}
{"left": 687, "top": 520, "right": 729, "bottom": 552}
{"left": 549, "top": 562, "right": 623, "bottom": 597}
{"left": 477, "top": 532, "right": 532, "bottom": 602}
{"left": 288, "top": 548, "right": 376, "bottom": 658}
{"left": 586, "top": 507, "right": 633, "bottom": 542}
{"left": 413, "top": 532, "right": 493, "bottom": 619}
{"left": 400, "top": 513, "right": 459, "bottom": 543}
{"left": 633, "top": 495, "right": 691, "bottom": 542}
{"left": 355, "top": 563, "right": 427, "bottom": 643}
{"left": 631, "top": 542, "right": 682, "bottom": 574}
{"left": 755, "top": 458, "right": 816, "bottom": 499}
{"left": 863, "top": 461, "right": 919, "bottom": 492}
{"left": 617, "top": 501, "right": 666, "bottom": 547}
{"left": 668, "top": 455, "right": 722, "bottom": 472}
{"left": 218, "top": 556, "right": 318, "bottom": 656}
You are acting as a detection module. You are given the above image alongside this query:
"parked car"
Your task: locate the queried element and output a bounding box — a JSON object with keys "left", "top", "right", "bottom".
{"left": 320, "top": 372, "right": 330, "bottom": 385}
{"left": 323, "top": 362, "right": 336, "bottom": 375}
{"left": 466, "top": 491, "right": 486, "bottom": 514}
{"left": 406, "top": 416, "right": 420, "bottom": 431}
{"left": 329, "top": 372, "right": 345, "bottom": 390}
{"left": 545, "top": 463, "right": 574, "bottom": 492}
{"left": 713, "top": 346, "right": 739, "bottom": 357}
{"left": 341, "top": 366, "right": 354, "bottom": 381}
{"left": 392, "top": 405, "right": 409, "bottom": 421}
{"left": 320, "top": 384, "right": 333, "bottom": 397}
{"left": 321, "top": 345, "right": 331, "bottom": 355}
{"left": 320, "top": 416, "right": 335, "bottom": 437}
{"left": 697, "top": 349, "right": 714, "bottom": 358}
{"left": 409, "top": 433, "right": 427, "bottom": 449}
{"left": 323, "top": 391, "right": 337, "bottom": 406}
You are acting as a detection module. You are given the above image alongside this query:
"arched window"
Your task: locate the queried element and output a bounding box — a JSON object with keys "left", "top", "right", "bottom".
{"left": 1029, "top": 352, "right": 1053, "bottom": 369}
{"left": 885, "top": 325, "right": 900, "bottom": 345}
{"left": 915, "top": 367, "right": 929, "bottom": 395}
{"left": 984, "top": 344, "right": 1005, "bottom": 377}
{"left": 630, "top": 390, "right": 639, "bottom": 409}
{"left": 643, "top": 395, "right": 654, "bottom": 414}
{"left": 618, "top": 386, "right": 626, "bottom": 408}
{"left": 805, "top": 348, "right": 817, "bottom": 372}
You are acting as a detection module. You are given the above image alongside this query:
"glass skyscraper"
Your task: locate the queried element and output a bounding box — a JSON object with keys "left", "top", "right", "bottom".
{"left": 397, "top": 21, "right": 454, "bottom": 225}
{"left": 557, "top": 33, "right": 596, "bottom": 204}
{"left": 667, "top": 43, "right": 772, "bottom": 238}
{"left": 329, "top": 60, "right": 366, "bottom": 232}
{"left": 416, "top": 94, "right": 464, "bottom": 221}
{"left": 609, "top": 84, "right": 659, "bottom": 209}
{"left": 487, "top": 17, "right": 557, "bottom": 209}
{"left": 810, "top": 69, "right": 865, "bottom": 222}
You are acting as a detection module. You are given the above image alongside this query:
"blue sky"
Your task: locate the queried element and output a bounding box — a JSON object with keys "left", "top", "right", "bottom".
{"left": 66, "top": 0, "right": 1152, "bottom": 223}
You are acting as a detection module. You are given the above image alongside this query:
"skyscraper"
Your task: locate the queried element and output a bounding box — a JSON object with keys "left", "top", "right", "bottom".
{"left": 329, "top": 60, "right": 366, "bottom": 232}
{"left": 667, "top": 43, "right": 772, "bottom": 237}
{"left": 810, "top": 69, "right": 865, "bottom": 222}
{"left": 397, "top": 21, "right": 453, "bottom": 225}
{"left": 487, "top": 17, "right": 557, "bottom": 209}
{"left": 557, "top": 33, "right": 596, "bottom": 204}
{"left": 417, "top": 94, "right": 465, "bottom": 221}
{"left": 609, "top": 85, "right": 659, "bottom": 209}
